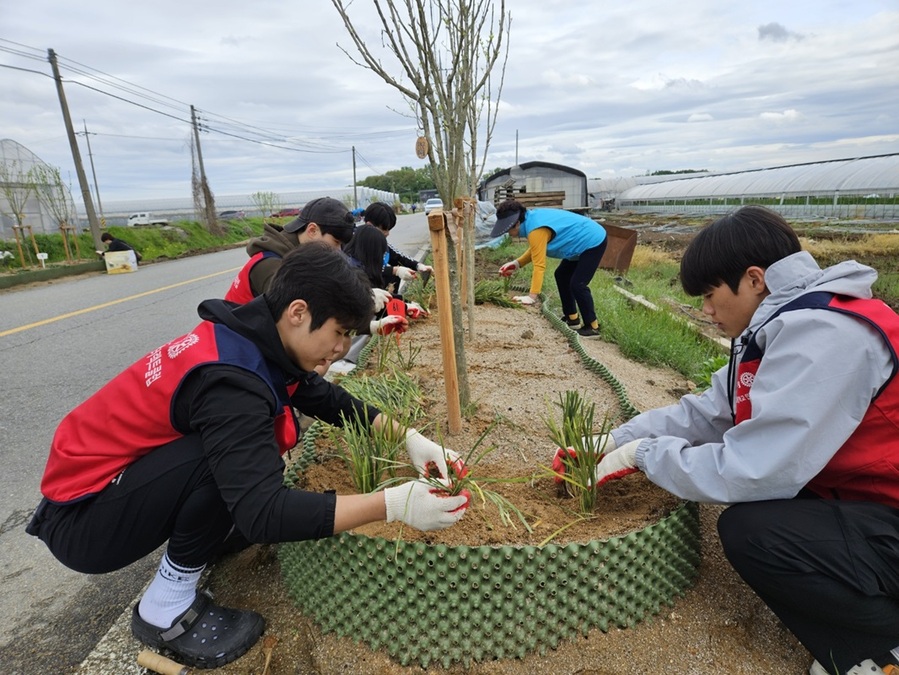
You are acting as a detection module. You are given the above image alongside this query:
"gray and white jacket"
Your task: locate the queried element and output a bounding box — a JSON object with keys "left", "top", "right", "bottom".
{"left": 613, "top": 251, "right": 894, "bottom": 504}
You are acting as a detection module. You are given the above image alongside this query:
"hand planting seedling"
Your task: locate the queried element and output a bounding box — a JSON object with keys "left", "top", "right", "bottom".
{"left": 543, "top": 390, "right": 615, "bottom": 515}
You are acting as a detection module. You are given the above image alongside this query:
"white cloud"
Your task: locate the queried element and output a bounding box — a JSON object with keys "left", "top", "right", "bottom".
{"left": 2, "top": 0, "right": 897, "bottom": 204}
{"left": 759, "top": 109, "right": 805, "bottom": 123}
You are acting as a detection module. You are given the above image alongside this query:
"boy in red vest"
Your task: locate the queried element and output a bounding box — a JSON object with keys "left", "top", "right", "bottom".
{"left": 27, "top": 243, "right": 467, "bottom": 670}
{"left": 555, "top": 206, "right": 899, "bottom": 674}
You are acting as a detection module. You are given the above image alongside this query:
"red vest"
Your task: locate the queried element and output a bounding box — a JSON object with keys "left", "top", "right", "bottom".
{"left": 42, "top": 321, "right": 299, "bottom": 504}
{"left": 225, "top": 251, "right": 280, "bottom": 303}
{"left": 735, "top": 292, "right": 899, "bottom": 506}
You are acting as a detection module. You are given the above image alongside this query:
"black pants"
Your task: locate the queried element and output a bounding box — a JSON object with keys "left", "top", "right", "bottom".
{"left": 718, "top": 499, "right": 899, "bottom": 672}
{"left": 26, "top": 434, "right": 233, "bottom": 573}
{"left": 554, "top": 242, "right": 607, "bottom": 326}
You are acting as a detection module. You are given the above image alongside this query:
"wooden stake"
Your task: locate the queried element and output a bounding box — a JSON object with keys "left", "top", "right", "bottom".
{"left": 427, "top": 209, "right": 463, "bottom": 434}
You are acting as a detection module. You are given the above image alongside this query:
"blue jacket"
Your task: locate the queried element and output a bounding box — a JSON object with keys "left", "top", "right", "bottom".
{"left": 519, "top": 209, "right": 607, "bottom": 259}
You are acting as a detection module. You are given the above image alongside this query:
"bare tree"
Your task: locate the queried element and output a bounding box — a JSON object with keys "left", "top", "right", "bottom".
{"left": 331, "top": 0, "right": 509, "bottom": 202}
{"left": 32, "top": 165, "right": 79, "bottom": 259}
{"left": 330, "top": 0, "right": 510, "bottom": 411}
{"left": 32, "top": 165, "right": 75, "bottom": 228}
{"left": 0, "top": 160, "right": 36, "bottom": 231}
{"left": 251, "top": 191, "right": 279, "bottom": 219}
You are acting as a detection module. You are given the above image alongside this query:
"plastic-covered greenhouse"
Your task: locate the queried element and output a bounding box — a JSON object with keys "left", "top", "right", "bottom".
{"left": 615, "top": 154, "right": 899, "bottom": 219}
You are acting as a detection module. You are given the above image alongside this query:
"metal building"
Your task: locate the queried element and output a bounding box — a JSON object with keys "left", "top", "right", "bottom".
{"left": 615, "top": 154, "right": 899, "bottom": 219}
{"left": 479, "top": 161, "right": 588, "bottom": 209}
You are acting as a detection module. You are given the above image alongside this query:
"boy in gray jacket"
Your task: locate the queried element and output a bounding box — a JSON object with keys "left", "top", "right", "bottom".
{"left": 560, "top": 206, "right": 899, "bottom": 674}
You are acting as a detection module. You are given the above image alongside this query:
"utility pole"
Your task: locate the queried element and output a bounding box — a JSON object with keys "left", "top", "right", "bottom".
{"left": 48, "top": 49, "right": 102, "bottom": 247}
{"left": 352, "top": 145, "right": 358, "bottom": 209}
{"left": 190, "top": 105, "right": 218, "bottom": 231}
{"left": 81, "top": 120, "right": 104, "bottom": 226}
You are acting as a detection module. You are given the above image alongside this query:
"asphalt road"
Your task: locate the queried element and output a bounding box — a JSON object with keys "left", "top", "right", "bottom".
{"left": 0, "top": 213, "right": 431, "bottom": 673}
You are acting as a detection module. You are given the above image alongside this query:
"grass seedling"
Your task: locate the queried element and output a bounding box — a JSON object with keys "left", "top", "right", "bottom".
{"left": 333, "top": 411, "right": 407, "bottom": 493}
{"left": 381, "top": 420, "right": 534, "bottom": 537}
{"left": 434, "top": 421, "right": 534, "bottom": 531}
{"left": 543, "top": 390, "right": 614, "bottom": 515}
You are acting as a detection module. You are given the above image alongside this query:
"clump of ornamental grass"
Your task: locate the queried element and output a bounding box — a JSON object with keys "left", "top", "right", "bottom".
{"left": 336, "top": 368, "right": 424, "bottom": 421}
{"left": 330, "top": 411, "right": 409, "bottom": 494}
{"left": 474, "top": 279, "right": 520, "bottom": 308}
{"left": 543, "top": 390, "right": 615, "bottom": 515}
{"left": 400, "top": 275, "right": 434, "bottom": 311}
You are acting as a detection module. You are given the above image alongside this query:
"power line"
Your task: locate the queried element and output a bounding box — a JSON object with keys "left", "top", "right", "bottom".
{"left": 2, "top": 41, "right": 414, "bottom": 175}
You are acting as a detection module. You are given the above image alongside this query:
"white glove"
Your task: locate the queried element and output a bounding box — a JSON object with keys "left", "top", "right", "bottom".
{"left": 405, "top": 301, "right": 429, "bottom": 319}
{"left": 594, "top": 438, "right": 644, "bottom": 487}
{"left": 370, "top": 315, "right": 408, "bottom": 336}
{"left": 405, "top": 429, "right": 451, "bottom": 478}
{"left": 371, "top": 287, "right": 392, "bottom": 312}
{"left": 394, "top": 266, "right": 417, "bottom": 281}
{"left": 513, "top": 295, "right": 536, "bottom": 305}
{"left": 589, "top": 433, "right": 617, "bottom": 454}
{"left": 499, "top": 260, "right": 520, "bottom": 277}
{"left": 384, "top": 479, "right": 469, "bottom": 531}
{"left": 416, "top": 263, "right": 433, "bottom": 273}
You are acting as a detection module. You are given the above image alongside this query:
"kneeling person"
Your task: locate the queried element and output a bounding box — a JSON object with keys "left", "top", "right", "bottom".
{"left": 26, "top": 243, "right": 467, "bottom": 669}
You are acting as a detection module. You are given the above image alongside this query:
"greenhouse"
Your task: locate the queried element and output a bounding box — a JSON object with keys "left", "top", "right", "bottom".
{"left": 0, "top": 138, "right": 79, "bottom": 238}
{"left": 615, "top": 154, "right": 899, "bottom": 219}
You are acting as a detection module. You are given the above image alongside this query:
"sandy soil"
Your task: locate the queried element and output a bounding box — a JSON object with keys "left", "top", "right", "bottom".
{"left": 199, "top": 299, "right": 811, "bottom": 675}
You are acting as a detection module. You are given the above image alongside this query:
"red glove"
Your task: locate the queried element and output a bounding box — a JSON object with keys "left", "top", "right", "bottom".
{"left": 551, "top": 447, "right": 576, "bottom": 484}
{"left": 371, "top": 315, "right": 408, "bottom": 336}
{"left": 405, "top": 301, "right": 429, "bottom": 319}
{"left": 499, "top": 260, "right": 520, "bottom": 277}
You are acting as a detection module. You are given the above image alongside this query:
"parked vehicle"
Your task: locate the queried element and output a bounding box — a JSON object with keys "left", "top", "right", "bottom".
{"left": 424, "top": 198, "right": 443, "bottom": 214}
{"left": 271, "top": 208, "right": 301, "bottom": 218}
{"left": 219, "top": 210, "right": 246, "bottom": 220}
{"left": 126, "top": 212, "right": 168, "bottom": 227}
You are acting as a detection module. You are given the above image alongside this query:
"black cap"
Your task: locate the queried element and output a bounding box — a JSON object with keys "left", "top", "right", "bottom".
{"left": 284, "top": 197, "right": 355, "bottom": 235}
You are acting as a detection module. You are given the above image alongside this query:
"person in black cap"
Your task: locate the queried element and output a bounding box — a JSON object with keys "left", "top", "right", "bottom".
{"left": 493, "top": 198, "right": 608, "bottom": 337}
{"left": 225, "top": 197, "right": 356, "bottom": 304}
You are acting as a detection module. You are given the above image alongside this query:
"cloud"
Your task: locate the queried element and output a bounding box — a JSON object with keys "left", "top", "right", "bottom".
{"left": 2, "top": 0, "right": 897, "bottom": 204}
{"left": 759, "top": 109, "right": 805, "bottom": 123}
{"left": 758, "top": 22, "right": 805, "bottom": 42}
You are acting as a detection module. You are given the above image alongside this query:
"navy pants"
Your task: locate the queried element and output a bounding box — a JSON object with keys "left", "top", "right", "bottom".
{"left": 553, "top": 242, "right": 606, "bottom": 326}
{"left": 26, "top": 434, "right": 232, "bottom": 573}
{"left": 718, "top": 499, "right": 899, "bottom": 672}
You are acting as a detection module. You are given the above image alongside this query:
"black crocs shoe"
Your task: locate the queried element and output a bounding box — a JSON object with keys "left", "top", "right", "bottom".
{"left": 132, "top": 590, "right": 265, "bottom": 669}
{"left": 560, "top": 314, "right": 580, "bottom": 327}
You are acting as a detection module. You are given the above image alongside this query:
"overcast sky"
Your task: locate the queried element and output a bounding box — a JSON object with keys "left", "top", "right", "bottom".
{"left": 3, "top": 0, "right": 898, "bottom": 206}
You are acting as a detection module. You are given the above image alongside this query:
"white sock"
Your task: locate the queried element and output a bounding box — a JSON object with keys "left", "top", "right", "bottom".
{"left": 138, "top": 552, "right": 205, "bottom": 629}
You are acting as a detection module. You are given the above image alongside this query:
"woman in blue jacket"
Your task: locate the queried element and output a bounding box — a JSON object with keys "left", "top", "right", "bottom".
{"left": 494, "top": 199, "right": 607, "bottom": 336}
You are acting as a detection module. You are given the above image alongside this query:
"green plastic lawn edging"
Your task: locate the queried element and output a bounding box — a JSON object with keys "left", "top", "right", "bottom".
{"left": 279, "top": 303, "right": 703, "bottom": 668}
{"left": 280, "top": 501, "right": 700, "bottom": 669}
